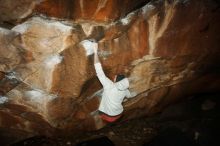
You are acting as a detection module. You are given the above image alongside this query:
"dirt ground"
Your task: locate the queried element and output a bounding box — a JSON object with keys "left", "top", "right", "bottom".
{"left": 11, "top": 93, "right": 220, "bottom": 146}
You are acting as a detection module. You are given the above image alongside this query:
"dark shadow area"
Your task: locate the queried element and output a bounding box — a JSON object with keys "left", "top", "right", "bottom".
{"left": 143, "top": 93, "right": 220, "bottom": 146}
{"left": 9, "top": 92, "right": 220, "bottom": 146}
{"left": 76, "top": 136, "right": 114, "bottom": 146}
{"left": 10, "top": 136, "right": 59, "bottom": 146}
{"left": 0, "top": 21, "right": 15, "bottom": 29}
{"left": 143, "top": 126, "right": 198, "bottom": 146}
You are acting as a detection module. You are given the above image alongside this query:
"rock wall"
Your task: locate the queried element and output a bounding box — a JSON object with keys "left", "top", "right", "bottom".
{"left": 0, "top": 0, "right": 150, "bottom": 23}
{"left": 0, "top": 0, "right": 220, "bottom": 142}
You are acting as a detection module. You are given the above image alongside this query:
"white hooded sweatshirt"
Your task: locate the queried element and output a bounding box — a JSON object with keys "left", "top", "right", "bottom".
{"left": 95, "top": 63, "right": 133, "bottom": 116}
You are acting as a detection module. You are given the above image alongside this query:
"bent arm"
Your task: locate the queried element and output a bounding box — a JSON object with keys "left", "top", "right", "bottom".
{"left": 126, "top": 89, "right": 137, "bottom": 98}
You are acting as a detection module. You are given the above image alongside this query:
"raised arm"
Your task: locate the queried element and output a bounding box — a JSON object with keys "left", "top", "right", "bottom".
{"left": 94, "top": 45, "right": 100, "bottom": 64}
{"left": 93, "top": 42, "right": 113, "bottom": 87}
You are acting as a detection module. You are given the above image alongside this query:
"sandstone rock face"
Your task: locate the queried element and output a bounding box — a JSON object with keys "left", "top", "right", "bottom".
{"left": 0, "top": 0, "right": 150, "bottom": 24}
{"left": 11, "top": 17, "right": 81, "bottom": 92}
{"left": 0, "top": 0, "right": 42, "bottom": 23}
{"left": 35, "top": 0, "right": 151, "bottom": 23}
{"left": 0, "top": 0, "right": 220, "bottom": 143}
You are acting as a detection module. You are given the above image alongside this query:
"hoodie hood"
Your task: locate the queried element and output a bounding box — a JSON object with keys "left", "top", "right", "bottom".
{"left": 115, "top": 78, "right": 129, "bottom": 91}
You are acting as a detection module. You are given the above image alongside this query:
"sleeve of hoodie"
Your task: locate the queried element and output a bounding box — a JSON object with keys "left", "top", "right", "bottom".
{"left": 125, "top": 89, "right": 137, "bottom": 98}
{"left": 94, "top": 63, "right": 113, "bottom": 88}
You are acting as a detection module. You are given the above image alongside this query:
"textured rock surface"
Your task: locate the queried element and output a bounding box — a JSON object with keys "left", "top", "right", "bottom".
{"left": 0, "top": 0, "right": 220, "bottom": 144}
{"left": 0, "top": 0, "right": 150, "bottom": 24}
{"left": 0, "top": 0, "right": 42, "bottom": 23}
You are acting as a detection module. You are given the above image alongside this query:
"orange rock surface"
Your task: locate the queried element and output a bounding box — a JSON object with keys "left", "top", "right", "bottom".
{"left": 0, "top": 0, "right": 220, "bottom": 144}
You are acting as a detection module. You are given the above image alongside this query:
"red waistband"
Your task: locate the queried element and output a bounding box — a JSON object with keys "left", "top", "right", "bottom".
{"left": 99, "top": 112, "right": 122, "bottom": 122}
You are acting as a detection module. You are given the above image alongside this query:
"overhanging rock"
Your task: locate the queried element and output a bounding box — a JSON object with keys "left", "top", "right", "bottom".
{"left": 0, "top": 0, "right": 220, "bottom": 139}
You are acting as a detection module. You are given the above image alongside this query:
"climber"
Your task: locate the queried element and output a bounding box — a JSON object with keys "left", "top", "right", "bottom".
{"left": 84, "top": 40, "right": 136, "bottom": 123}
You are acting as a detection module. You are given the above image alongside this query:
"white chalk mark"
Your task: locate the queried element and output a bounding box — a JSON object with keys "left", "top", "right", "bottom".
{"left": 25, "top": 89, "right": 57, "bottom": 104}
{"left": 80, "top": 40, "right": 97, "bottom": 56}
{"left": 81, "top": 23, "right": 94, "bottom": 36}
{"left": 93, "top": 0, "right": 108, "bottom": 17}
{"left": 148, "top": 1, "right": 176, "bottom": 55}
{"left": 121, "top": 12, "right": 135, "bottom": 25}
{"left": 142, "top": 4, "right": 155, "bottom": 15}
{"left": 0, "top": 96, "right": 8, "bottom": 104}
{"left": 44, "top": 54, "right": 63, "bottom": 69}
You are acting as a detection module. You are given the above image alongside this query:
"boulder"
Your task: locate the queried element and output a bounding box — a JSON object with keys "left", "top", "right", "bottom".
{"left": 0, "top": 0, "right": 219, "bottom": 142}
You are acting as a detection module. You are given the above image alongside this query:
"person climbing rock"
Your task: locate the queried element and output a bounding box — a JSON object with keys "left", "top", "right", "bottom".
{"left": 83, "top": 40, "right": 136, "bottom": 123}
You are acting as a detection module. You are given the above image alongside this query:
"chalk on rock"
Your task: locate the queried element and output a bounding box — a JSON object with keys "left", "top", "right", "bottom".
{"left": 80, "top": 40, "right": 97, "bottom": 56}
{"left": 44, "top": 54, "right": 63, "bottom": 69}
{"left": 0, "top": 96, "right": 9, "bottom": 104}
{"left": 25, "top": 89, "right": 57, "bottom": 104}
{"left": 5, "top": 71, "right": 18, "bottom": 80}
